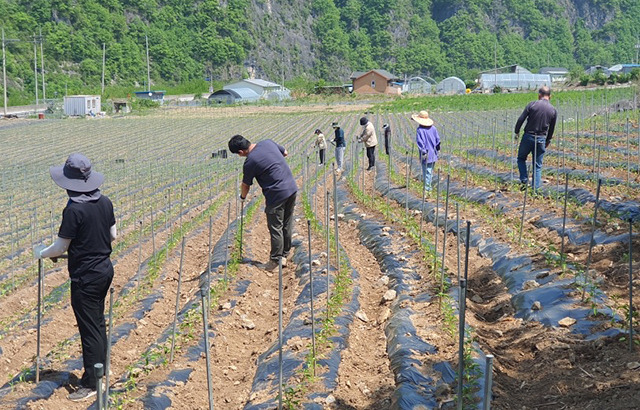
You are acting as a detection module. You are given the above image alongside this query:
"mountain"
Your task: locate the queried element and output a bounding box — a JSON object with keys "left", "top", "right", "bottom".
{"left": 0, "top": 0, "right": 639, "bottom": 102}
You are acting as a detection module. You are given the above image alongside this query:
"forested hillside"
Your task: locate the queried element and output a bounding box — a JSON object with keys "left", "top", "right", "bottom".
{"left": 0, "top": 0, "right": 639, "bottom": 103}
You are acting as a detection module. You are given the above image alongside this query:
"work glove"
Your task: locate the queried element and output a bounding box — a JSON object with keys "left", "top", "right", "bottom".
{"left": 240, "top": 195, "right": 246, "bottom": 202}
{"left": 33, "top": 244, "right": 46, "bottom": 260}
{"left": 514, "top": 132, "right": 520, "bottom": 141}
{"left": 421, "top": 152, "right": 428, "bottom": 162}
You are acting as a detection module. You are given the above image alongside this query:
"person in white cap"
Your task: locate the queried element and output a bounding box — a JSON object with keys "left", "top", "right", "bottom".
{"left": 412, "top": 111, "right": 441, "bottom": 192}
{"left": 33, "top": 153, "right": 116, "bottom": 401}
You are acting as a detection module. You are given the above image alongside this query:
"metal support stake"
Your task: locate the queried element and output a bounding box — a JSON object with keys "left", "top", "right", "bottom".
{"left": 95, "top": 363, "right": 104, "bottom": 410}
{"left": 307, "top": 220, "right": 316, "bottom": 376}
{"left": 224, "top": 203, "right": 231, "bottom": 284}
{"left": 483, "top": 354, "right": 494, "bottom": 410}
{"left": 170, "top": 237, "right": 185, "bottom": 363}
{"left": 105, "top": 287, "right": 114, "bottom": 408}
{"left": 457, "top": 278, "right": 467, "bottom": 410}
{"left": 440, "top": 175, "right": 451, "bottom": 297}
{"left": 326, "top": 189, "right": 330, "bottom": 321}
{"left": 583, "top": 178, "right": 602, "bottom": 301}
{"left": 200, "top": 284, "right": 214, "bottom": 410}
{"left": 278, "top": 257, "right": 284, "bottom": 410}
{"left": 36, "top": 258, "right": 43, "bottom": 383}
{"left": 239, "top": 199, "right": 245, "bottom": 261}
{"left": 628, "top": 219, "right": 634, "bottom": 351}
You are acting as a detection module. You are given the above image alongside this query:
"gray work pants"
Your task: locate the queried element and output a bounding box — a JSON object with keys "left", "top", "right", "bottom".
{"left": 265, "top": 192, "right": 297, "bottom": 262}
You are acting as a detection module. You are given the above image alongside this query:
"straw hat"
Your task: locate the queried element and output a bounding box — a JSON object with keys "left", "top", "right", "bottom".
{"left": 411, "top": 111, "right": 434, "bottom": 127}
{"left": 50, "top": 153, "right": 104, "bottom": 192}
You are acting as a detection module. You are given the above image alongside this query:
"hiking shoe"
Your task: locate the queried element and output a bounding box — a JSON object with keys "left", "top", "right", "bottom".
{"left": 68, "top": 387, "right": 96, "bottom": 402}
{"left": 263, "top": 260, "right": 279, "bottom": 271}
{"left": 519, "top": 181, "right": 527, "bottom": 191}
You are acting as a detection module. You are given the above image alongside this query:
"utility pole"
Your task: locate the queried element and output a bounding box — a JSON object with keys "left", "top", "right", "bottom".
{"left": 39, "top": 28, "right": 45, "bottom": 101}
{"left": 635, "top": 39, "right": 640, "bottom": 64}
{"left": 2, "top": 28, "right": 7, "bottom": 117}
{"left": 33, "top": 33, "right": 38, "bottom": 110}
{"left": 145, "top": 34, "right": 150, "bottom": 92}
{"left": 101, "top": 43, "right": 105, "bottom": 95}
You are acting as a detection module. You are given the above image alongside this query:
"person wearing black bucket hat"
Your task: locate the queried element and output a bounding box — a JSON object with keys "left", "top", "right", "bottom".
{"left": 33, "top": 153, "right": 116, "bottom": 402}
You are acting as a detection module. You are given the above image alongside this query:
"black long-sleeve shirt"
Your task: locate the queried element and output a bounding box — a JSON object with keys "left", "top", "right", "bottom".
{"left": 333, "top": 128, "right": 345, "bottom": 147}
{"left": 515, "top": 99, "right": 557, "bottom": 142}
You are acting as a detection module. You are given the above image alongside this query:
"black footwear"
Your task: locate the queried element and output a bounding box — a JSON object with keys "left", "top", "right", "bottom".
{"left": 367, "top": 166, "right": 374, "bottom": 171}
{"left": 263, "top": 260, "right": 279, "bottom": 271}
{"left": 519, "top": 182, "right": 527, "bottom": 191}
{"left": 68, "top": 387, "right": 96, "bottom": 402}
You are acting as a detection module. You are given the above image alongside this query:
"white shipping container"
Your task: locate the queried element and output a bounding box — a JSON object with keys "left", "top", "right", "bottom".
{"left": 63, "top": 95, "right": 101, "bottom": 116}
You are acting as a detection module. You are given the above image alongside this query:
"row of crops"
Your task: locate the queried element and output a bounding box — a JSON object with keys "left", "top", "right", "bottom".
{"left": 0, "top": 89, "right": 638, "bottom": 409}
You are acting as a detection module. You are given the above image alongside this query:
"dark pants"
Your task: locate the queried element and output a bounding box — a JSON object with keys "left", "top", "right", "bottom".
{"left": 265, "top": 193, "right": 296, "bottom": 261}
{"left": 517, "top": 133, "right": 546, "bottom": 189}
{"left": 71, "top": 271, "right": 113, "bottom": 388}
{"left": 319, "top": 149, "right": 325, "bottom": 165}
{"left": 366, "top": 146, "right": 376, "bottom": 168}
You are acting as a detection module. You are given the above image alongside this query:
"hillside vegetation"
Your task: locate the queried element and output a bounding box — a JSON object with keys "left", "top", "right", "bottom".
{"left": 0, "top": 0, "right": 639, "bottom": 103}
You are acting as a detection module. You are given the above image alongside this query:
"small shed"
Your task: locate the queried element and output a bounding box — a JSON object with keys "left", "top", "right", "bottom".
{"left": 208, "top": 88, "right": 260, "bottom": 104}
{"left": 64, "top": 95, "right": 101, "bottom": 116}
{"left": 351, "top": 70, "right": 402, "bottom": 95}
{"left": 436, "top": 77, "right": 466, "bottom": 95}
{"left": 112, "top": 98, "right": 130, "bottom": 114}
{"left": 539, "top": 67, "right": 569, "bottom": 82}
{"left": 585, "top": 65, "right": 611, "bottom": 76}
{"left": 134, "top": 91, "right": 166, "bottom": 104}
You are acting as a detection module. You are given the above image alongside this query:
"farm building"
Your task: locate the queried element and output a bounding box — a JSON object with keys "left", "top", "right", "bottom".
{"left": 63, "top": 95, "right": 101, "bottom": 116}
{"left": 208, "top": 88, "right": 260, "bottom": 104}
{"left": 350, "top": 70, "right": 402, "bottom": 95}
{"left": 436, "top": 77, "right": 466, "bottom": 95}
{"left": 404, "top": 76, "right": 435, "bottom": 95}
{"left": 539, "top": 67, "right": 569, "bottom": 82}
{"left": 112, "top": 99, "right": 130, "bottom": 114}
{"left": 585, "top": 65, "right": 611, "bottom": 76}
{"left": 479, "top": 67, "right": 551, "bottom": 91}
{"left": 223, "top": 79, "right": 290, "bottom": 100}
{"left": 609, "top": 64, "right": 640, "bottom": 74}
{"left": 134, "top": 91, "right": 166, "bottom": 104}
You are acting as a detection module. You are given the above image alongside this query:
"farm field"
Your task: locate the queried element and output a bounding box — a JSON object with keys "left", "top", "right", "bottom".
{"left": 0, "top": 92, "right": 638, "bottom": 410}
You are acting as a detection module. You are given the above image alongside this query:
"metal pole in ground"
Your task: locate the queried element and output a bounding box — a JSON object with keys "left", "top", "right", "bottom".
{"left": 333, "top": 165, "right": 340, "bottom": 280}
{"left": 307, "top": 220, "right": 316, "bottom": 376}
{"left": 456, "top": 278, "right": 467, "bottom": 410}
{"left": 387, "top": 143, "right": 391, "bottom": 219}
{"left": 150, "top": 206, "right": 156, "bottom": 260}
{"left": 464, "top": 221, "right": 471, "bottom": 281}
{"left": 583, "top": 178, "right": 602, "bottom": 301}
{"left": 36, "top": 258, "right": 43, "bottom": 383}
{"left": 180, "top": 187, "right": 184, "bottom": 231}
{"left": 326, "top": 189, "right": 330, "bottom": 321}
{"left": 628, "top": 218, "right": 634, "bottom": 351}
{"left": 405, "top": 150, "right": 410, "bottom": 219}
{"left": 518, "top": 183, "right": 528, "bottom": 246}
{"left": 239, "top": 199, "right": 245, "bottom": 261}
{"left": 104, "top": 287, "right": 114, "bottom": 408}
{"left": 419, "top": 174, "right": 426, "bottom": 244}
{"left": 434, "top": 169, "right": 441, "bottom": 274}
{"left": 207, "top": 215, "right": 213, "bottom": 310}
{"left": 224, "top": 203, "right": 230, "bottom": 284}
{"left": 440, "top": 175, "right": 451, "bottom": 297}
{"left": 560, "top": 173, "right": 569, "bottom": 274}
{"left": 200, "top": 284, "right": 214, "bottom": 410}
{"left": 278, "top": 257, "right": 283, "bottom": 410}
{"left": 483, "top": 354, "right": 494, "bottom": 410}
{"left": 170, "top": 237, "right": 185, "bottom": 363}
{"left": 136, "top": 220, "right": 143, "bottom": 298}
{"left": 456, "top": 203, "right": 461, "bottom": 283}
{"left": 94, "top": 363, "right": 104, "bottom": 410}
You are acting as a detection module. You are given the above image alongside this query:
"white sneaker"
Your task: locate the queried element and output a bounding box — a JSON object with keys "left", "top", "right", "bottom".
{"left": 281, "top": 257, "right": 287, "bottom": 267}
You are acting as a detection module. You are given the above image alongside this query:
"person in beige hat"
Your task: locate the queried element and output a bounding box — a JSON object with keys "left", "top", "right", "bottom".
{"left": 412, "top": 111, "right": 440, "bottom": 191}
{"left": 358, "top": 116, "right": 378, "bottom": 170}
